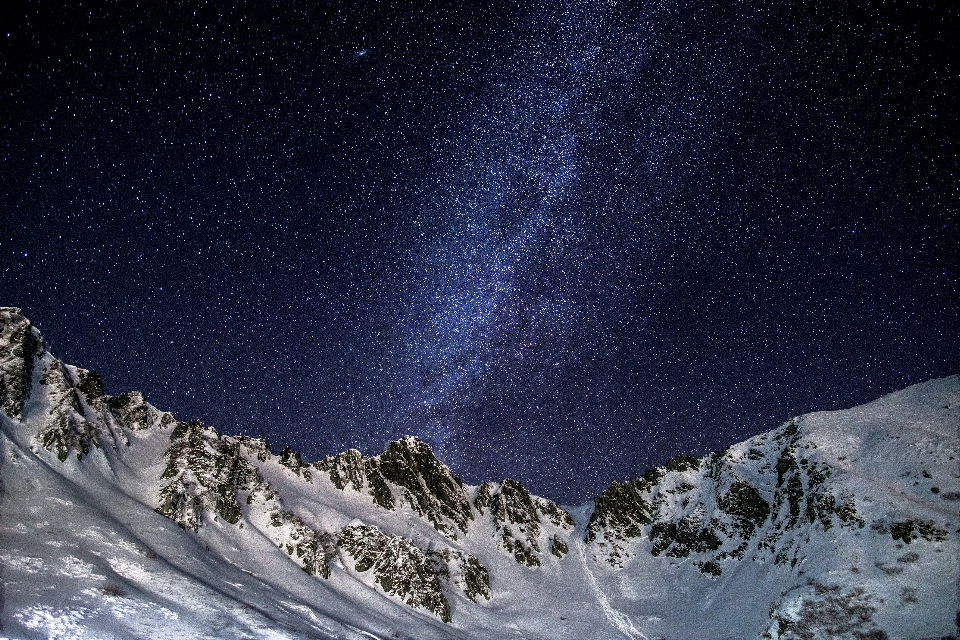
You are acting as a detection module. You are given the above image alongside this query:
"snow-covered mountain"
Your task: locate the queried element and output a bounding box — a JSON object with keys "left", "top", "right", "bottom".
{"left": 1, "top": 306, "right": 957, "bottom": 639}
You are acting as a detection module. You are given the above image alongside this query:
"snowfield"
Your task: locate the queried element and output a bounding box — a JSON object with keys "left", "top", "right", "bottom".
{"left": 1, "top": 307, "right": 957, "bottom": 639}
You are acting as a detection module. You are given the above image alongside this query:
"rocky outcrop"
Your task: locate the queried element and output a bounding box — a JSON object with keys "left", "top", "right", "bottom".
{"left": 585, "top": 474, "right": 656, "bottom": 544}
{"left": 314, "top": 448, "right": 396, "bottom": 509}
{"left": 377, "top": 436, "right": 474, "bottom": 539}
{"left": 156, "top": 424, "right": 340, "bottom": 578}
{"left": 106, "top": 391, "right": 153, "bottom": 431}
{"left": 268, "top": 509, "right": 337, "bottom": 578}
{"left": 278, "top": 446, "right": 312, "bottom": 481}
{"left": 156, "top": 420, "right": 271, "bottom": 531}
{"left": 755, "top": 420, "right": 871, "bottom": 568}
{"left": 583, "top": 413, "right": 951, "bottom": 580}
{"left": 475, "top": 478, "right": 574, "bottom": 566}
{"left": 0, "top": 307, "right": 43, "bottom": 420}
{"left": 235, "top": 435, "right": 273, "bottom": 461}
{"left": 316, "top": 437, "right": 474, "bottom": 539}
{"left": 338, "top": 523, "right": 453, "bottom": 622}
{"left": 35, "top": 360, "right": 104, "bottom": 461}
{"left": 426, "top": 547, "right": 491, "bottom": 603}
{"left": 34, "top": 359, "right": 180, "bottom": 461}
{"left": 762, "top": 583, "right": 887, "bottom": 640}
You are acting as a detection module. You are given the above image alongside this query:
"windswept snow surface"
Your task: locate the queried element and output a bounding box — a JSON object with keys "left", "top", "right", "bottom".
{"left": 0, "top": 309, "right": 957, "bottom": 639}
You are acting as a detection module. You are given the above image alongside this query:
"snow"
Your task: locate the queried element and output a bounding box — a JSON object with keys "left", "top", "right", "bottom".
{"left": 1, "top": 312, "right": 957, "bottom": 639}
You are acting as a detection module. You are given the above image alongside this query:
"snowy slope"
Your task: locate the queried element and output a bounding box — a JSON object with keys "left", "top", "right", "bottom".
{"left": 1, "top": 307, "right": 957, "bottom": 639}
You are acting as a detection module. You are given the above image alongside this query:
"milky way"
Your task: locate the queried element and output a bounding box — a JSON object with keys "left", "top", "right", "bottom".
{"left": 2, "top": 1, "right": 957, "bottom": 502}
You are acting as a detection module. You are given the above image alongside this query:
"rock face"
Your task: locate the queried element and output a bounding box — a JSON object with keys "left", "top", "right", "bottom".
{"left": 36, "top": 360, "right": 105, "bottom": 462}
{"left": 338, "top": 523, "right": 453, "bottom": 621}
{"left": 314, "top": 447, "right": 396, "bottom": 508}
{"left": 1, "top": 307, "right": 957, "bottom": 638}
{"left": 157, "top": 420, "right": 270, "bottom": 530}
{"left": 582, "top": 411, "right": 950, "bottom": 591}
{"left": 762, "top": 581, "right": 897, "bottom": 640}
{"left": 315, "top": 436, "right": 473, "bottom": 539}
{"left": 268, "top": 509, "right": 337, "bottom": 578}
{"left": 584, "top": 423, "right": 865, "bottom": 574}
{"left": 378, "top": 436, "right": 474, "bottom": 538}
{"left": 475, "top": 479, "right": 574, "bottom": 566}
{"left": 0, "top": 307, "right": 42, "bottom": 420}
{"left": 106, "top": 391, "right": 153, "bottom": 431}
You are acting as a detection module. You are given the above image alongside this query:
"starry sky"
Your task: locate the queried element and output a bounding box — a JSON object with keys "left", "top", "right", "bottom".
{"left": 2, "top": 1, "right": 957, "bottom": 504}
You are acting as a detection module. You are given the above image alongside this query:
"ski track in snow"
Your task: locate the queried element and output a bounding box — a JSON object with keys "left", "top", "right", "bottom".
{"left": 576, "top": 540, "right": 646, "bottom": 640}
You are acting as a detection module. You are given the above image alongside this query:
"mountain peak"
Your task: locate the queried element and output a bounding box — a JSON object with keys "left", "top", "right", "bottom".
{"left": 2, "top": 308, "right": 957, "bottom": 638}
{"left": 0, "top": 306, "right": 45, "bottom": 420}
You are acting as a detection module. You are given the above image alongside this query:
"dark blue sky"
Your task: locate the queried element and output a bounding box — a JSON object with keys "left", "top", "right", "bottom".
{"left": 2, "top": 0, "right": 957, "bottom": 503}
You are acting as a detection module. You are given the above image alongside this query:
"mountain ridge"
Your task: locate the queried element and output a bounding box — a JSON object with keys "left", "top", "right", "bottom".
{"left": 1, "top": 306, "right": 957, "bottom": 639}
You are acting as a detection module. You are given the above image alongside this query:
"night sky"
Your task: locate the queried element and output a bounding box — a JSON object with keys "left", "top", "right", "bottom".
{"left": 2, "top": 1, "right": 957, "bottom": 504}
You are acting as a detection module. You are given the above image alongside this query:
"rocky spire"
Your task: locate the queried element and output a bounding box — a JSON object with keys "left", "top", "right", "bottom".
{"left": 0, "top": 307, "right": 44, "bottom": 420}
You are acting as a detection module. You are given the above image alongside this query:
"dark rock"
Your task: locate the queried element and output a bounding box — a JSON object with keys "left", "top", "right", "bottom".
{"left": 156, "top": 421, "right": 269, "bottom": 531}
{"left": 888, "top": 519, "right": 948, "bottom": 544}
{"left": 314, "top": 448, "right": 396, "bottom": 510}
{"left": 377, "top": 436, "right": 473, "bottom": 539}
{"left": 338, "top": 523, "right": 452, "bottom": 622}
{"left": 107, "top": 392, "right": 151, "bottom": 431}
{"left": 75, "top": 369, "right": 105, "bottom": 407}
{"left": 36, "top": 360, "right": 102, "bottom": 461}
{"left": 235, "top": 435, "right": 272, "bottom": 461}
{"left": 271, "top": 510, "right": 335, "bottom": 577}
{"left": 481, "top": 479, "right": 544, "bottom": 565}
{"left": 665, "top": 455, "right": 700, "bottom": 473}
{"left": 278, "top": 446, "right": 312, "bottom": 481}
{"left": 428, "top": 548, "right": 492, "bottom": 602}
{"left": 0, "top": 307, "right": 43, "bottom": 420}
{"left": 717, "top": 479, "right": 770, "bottom": 538}
{"left": 551, "top": 536, "right": 569, "bottom": 558}
{"left": 650, "top": 511, "right": 722, "bottom": 558}
{"left": 585, "top": 478, "right": 654, "bottom": 544}
{"left": 476, "top": 478, "right": 572, "bottom": 567}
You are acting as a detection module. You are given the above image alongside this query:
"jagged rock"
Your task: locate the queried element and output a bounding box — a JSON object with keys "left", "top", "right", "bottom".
{"left": 476, "top": 478, "right": 573, "bottom": 567}
{"left": 649, "top": 507, "right": 722, "bottom": 558}
{"left": 75, "top": 369, "right": 105, "bottom": 409}
{"left": 585, "top": 477, "right": 655, "bottom": 544}
{"left": 834, "top": 497, "right": 865, "bottom": 528}
{"left": 316, "top": 437, "right": 473, "bottom": 539}
{"left": 270, "top": 510, "right": 336, "bottom": 577}
{"left": 107, "top": 391, "right": 151, "bottom": 431}
{"left": 758, "top": 419, "right": 872, "bottom": 566}
{"left": 772, "top": 424, "right": 805, "bottom": 530}
{"left": 427, "top": 548, "right": 491, "bottom": 602}
{"left": 664, "top": 455, "right": 700, "bottom": 472}
{"left": 585, "top": 415, "right": 898, "bottom": 571}
{"left": 377, "top": 436, "right": 473, "bottom": 539}
{"left": 537, "top": 496, "right": 576, "bottom": 529}
{"left": 871, "top": 518, "right": 948, "bottom": 544}
{"left": 156, "top": 420, "right": 269, "bottom": 531}
{"left": 338, "top": 523, "right": 452, "bottom": 622}
{"left": 0, "top": 307, "right": 43, "bottom": 420}
{"left": 478, "top": 479, "right": 542, "bottom": 566}
{"left": 35, "top": 360, "right": 102, "bottom": 461}
{"left": 586, "top": 447, "right": 773, "bottom": 569}
{"left": 235, "top": 435, "right": 273, "bottom": 461}
{"left": 762, "top": 583, "right": 887, "bottom": 640}
{"left": 278, "top": 446, "right": 312, "bottom": 481}
{"left": 550, "top": 536, "right": 569, "bottom": 558}
{"left": 314, "top": 448, "right": 396, "bottom": 509}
